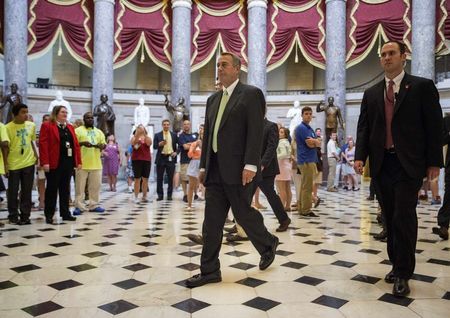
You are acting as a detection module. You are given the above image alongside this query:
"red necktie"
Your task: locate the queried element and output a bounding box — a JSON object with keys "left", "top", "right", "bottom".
{"left": 385, "top": 80, "right": 394, "bottom": 149}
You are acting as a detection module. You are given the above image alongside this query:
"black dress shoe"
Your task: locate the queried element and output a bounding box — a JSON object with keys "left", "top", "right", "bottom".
{"left": 366, "top": 195, "right": 375, "bottom": 201}
{"left": 156, "top": 197, "right": 163, "bottom": 201}
{"left": 276, "top": 217, "right": 291, "bottom": 232}
{"left": 8, "top": 218, "right": 19, "bottom": 225}
{"left": 45, "top": 218, "right": 54, "bottom": 225}
{"left": 259, "top": 235, "right": 279, "bottom": 270}
{"left": 226, "top": 234, "right": 249, "bottom": 242}
{"left": 373, "top": 229, "right": 387, "bottom": 241}
{"left": 62, "top": 216, "right": 76, "bottom": 221}
{"left": 393, "top": 278, "right": 410, "bottom": 297}
{"left": 186, "top": 234, "right": 204, "bottom": 245}
{"left": 167, "top": 196, "right": 173, "bottom": 201}
{"left": 18, "top": 219, "right": 31, "bottom": 225}
{"left": 432, "top": 226, "right": 449, "bottom": 240}
{"left": 182, "top": 195, "right": 188, "bottom": 202}
{"left": 224, "top": 225, "right": 237, "bottom": 234}
{"left": 384, "top": 270, "right": 395, "bottom": 283}
{"left": 185, "top": 271, "right": 222, "bottom": 288}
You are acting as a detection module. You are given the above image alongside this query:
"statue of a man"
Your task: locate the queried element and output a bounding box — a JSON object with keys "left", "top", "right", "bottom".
{"left": 164, "top": 94, "right": 187, "bottom": 132}
{"left": 0, "top": 83, "right": 23, "bottom": 123}
{"left": 48, "top": 90, "right": 73, "bottom": 121}
{"left": 93, "top": 94, "right": 115, "bottom": 136}
{"left": 287, "top": 100, "right": 302, "bottom": 138}
{"left": 134, "top": 97, "right": 150, "bottom": 127}
{"left": 316, "top": 96, "right": 345, "bottom": 140}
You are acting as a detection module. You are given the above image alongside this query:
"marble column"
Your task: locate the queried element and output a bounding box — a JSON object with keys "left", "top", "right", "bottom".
{"left": 411, "top": 0, "right": 436, "bottom": 80}
{"left": 92, "top": 0, "right": 115, "bottom": 107}
{"left": 3, "top": 0, "right": 28, "bottom": 102}
{"left": 171, "top": 0, "right": 192, "bottom": 113}
{"left": 247, "top": 0, "right": 267, "bottom": 94}
{"left": 325, "top": 0, "right": 347, "bottom": 121}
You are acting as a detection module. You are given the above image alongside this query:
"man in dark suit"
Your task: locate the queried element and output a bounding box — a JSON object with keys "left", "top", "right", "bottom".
{"left": 228, "top": 118, "right": 291, "bottom": 242}
{"left": 433, "top": 113, "right": 450, "bottom": 240}
{"left": 355, "top": 41, "right": 443, "bottom": 297}
{"left": 185, "top": 52, "right": 279, "bottom": 288}
{"left": 153, "top": 119, "right": 178, "bottom": 201}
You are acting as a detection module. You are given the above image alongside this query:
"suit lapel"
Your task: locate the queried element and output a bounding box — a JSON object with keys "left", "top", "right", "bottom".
{"left": 219, "top": 81, "right": 242, "bottom": 130}
{"left": 393, "top": 73, "right": 411, "bottom": 115}
{"left": 376, "top": 80, "right": 386, "bottom": 121}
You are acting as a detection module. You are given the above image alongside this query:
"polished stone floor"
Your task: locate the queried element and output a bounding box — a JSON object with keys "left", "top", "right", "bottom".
{"left": 0, "top": 181, "right": 449, "bottom": 317}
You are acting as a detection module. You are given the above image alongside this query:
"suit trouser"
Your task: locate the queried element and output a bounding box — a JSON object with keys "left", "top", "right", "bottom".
{"left": 327, "top": 158, "right": 337, "bottom": 190}
{"left": 437, "top": 165, "right": 450, "bottom": 228}
{"left": 75, "top": 169, "right": 102, "bottom": 211}
{"left": 236, "top": 175, "right": 289, "bottom": 238}
{"left": 156, "top": 158, "right": 175, "bottom": 198}
{"left": 298, "top": 163, "right": 316, "bottom": 214}
{"left": 200, "top": 155, "right": 274, "bottom": 275}
{"left": 45, "top": 164, "right": 73, "bottom": 219}
{"left": 7, "top": 165, "right": 35, "bottom": 221}
{"left": 373, "top": 152, "right": 422, "bottom": 279}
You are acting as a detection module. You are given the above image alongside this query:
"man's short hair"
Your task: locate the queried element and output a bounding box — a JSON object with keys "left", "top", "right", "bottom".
{"left": 382, "top": 41, "right": 407, "bottom": 55}
{"left": 221, "top": 52, "right": 241, "bottom": 69}
{"left": 301, "top": 106, "right": 312, "bottom": 114}
{"left": 162, "top": 119, "right": 170, "bottom": 125}
{"left": 12, "top": 103, "right": 28, "bottom": 116}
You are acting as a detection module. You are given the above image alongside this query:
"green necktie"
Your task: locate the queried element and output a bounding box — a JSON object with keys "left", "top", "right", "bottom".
{"left": 212, "top": 89, "right": 229, "bottom": 152}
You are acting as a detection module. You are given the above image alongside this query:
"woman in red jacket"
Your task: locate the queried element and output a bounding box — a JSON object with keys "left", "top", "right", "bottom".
{"left": 39, "top": 105, "right": 81, "bottom": 224}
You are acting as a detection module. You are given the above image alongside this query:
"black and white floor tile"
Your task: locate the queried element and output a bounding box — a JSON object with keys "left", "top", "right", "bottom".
{"left": 0, "top": 182, "right": 449, "bottom": 317}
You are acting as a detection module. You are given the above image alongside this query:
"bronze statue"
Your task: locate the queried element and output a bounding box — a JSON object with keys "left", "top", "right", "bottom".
{"left": 0, "top": 83, "right": 23, "bottom": 123}
{"left": 93, "top": 94, "right": 115, "bottom": 136}
{"left": 164, "top": 94, "right": 188, "bottom": 132}
{"left": 316, "top": 96, "right": 345, "bottom": 140}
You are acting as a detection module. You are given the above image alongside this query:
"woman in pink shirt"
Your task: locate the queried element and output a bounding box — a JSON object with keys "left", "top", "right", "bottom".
{"left": 186, "top": 130, "right": 203, "bottom": 211}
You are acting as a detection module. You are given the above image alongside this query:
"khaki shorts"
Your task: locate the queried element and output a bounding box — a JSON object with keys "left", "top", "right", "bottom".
{"left": 180, "top": 163, "right": 189, "bottom": 182}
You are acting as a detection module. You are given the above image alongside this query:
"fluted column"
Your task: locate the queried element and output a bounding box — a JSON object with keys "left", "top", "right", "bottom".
{"left": 3, "top": 0, "right": 28, "bottom": 102}
{"left": 325, "top": 0, "right": 347, "bottom": 120}
{"left": 171, "top": 0, "right": 192, "bottom": 112}
{"left": 411, "top": 0, "right": 436, "bottom": 80}
{"left": 92, "top": 0, "right": 115, "bottom": 107}
{"left": 247, "top": 0, "right": 267, "bottom": 94}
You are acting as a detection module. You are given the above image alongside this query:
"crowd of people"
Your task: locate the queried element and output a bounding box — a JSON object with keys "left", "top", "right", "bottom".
{"left": 0, "top": 47, "right": 448, "bottom": 300}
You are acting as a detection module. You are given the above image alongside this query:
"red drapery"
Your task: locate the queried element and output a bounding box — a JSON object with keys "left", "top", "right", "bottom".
{"left": 27, "top": 0, "right": 94, "bottom": 66}
{"left": 346, "top": 0, "right": 411, "bottom": 67}
{"left": 191, "top": 0, "right": 247, "bottom": 71}
{"left": 114, "top": 0, "right": 171, "bottom": 70}
{"left": 267, "top": 0, "right": 326, "bottom": 70}
{"left": 0, "top": 0, "right": 449, "bottom": 71}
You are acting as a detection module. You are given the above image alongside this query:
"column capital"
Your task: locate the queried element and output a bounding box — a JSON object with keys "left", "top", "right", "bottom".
{"left": 94, "top": 0, "right": 115, "bottom": 4}
{"left": 325, "top": 0, "right": 346, "bottom": 4}
{"left": 172, "top": 0, "right": 192, "bottom": 10}
{"left": 247, "top": 0, "right": 268, "bottom": 10}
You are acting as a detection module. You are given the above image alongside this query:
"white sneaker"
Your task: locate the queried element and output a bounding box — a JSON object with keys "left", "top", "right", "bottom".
{"left": 134, "top": 197, "right": 140, "bottom": 204}
{"left": 128, "top": 187, "right": 133, "bottom": 193}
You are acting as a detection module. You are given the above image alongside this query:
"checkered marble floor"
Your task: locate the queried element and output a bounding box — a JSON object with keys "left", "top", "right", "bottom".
{"left": 0, "top": 181, "right": 449, "bottom": 317}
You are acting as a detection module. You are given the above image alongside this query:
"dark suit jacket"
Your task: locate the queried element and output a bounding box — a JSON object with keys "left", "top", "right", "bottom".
{"left": 261, "top": 119, "right": 280, "bottom": 178}
{"left": 355, "top": 72, "right": 443, "bottom": 179}
{"left": 443, "top": 115, "right": 450, "bottom": 168}
{"left": 200, "top": 81, "right": 265, "bottom": 185}
{"left": 153, "top": 131, "right": 178, "bottom": 164}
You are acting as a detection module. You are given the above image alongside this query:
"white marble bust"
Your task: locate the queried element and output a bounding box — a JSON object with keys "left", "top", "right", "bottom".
{"left": 48, "top": 90, "right": 72, "bottom": 121}
{"left": 134, "top": 97, "right": 150, "bottom": 127}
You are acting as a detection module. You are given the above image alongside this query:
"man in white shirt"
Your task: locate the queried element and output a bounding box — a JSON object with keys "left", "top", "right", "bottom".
{"left": 326, "top": 132, "right": 339, "bottom": 191}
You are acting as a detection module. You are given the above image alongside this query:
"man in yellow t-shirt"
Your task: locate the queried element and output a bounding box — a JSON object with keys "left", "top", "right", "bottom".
{"left": 5, "top": 103, "right": 38, "bottom": 225}
{"left": 73, "top": 112, "right": 106, "bottom": 214}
